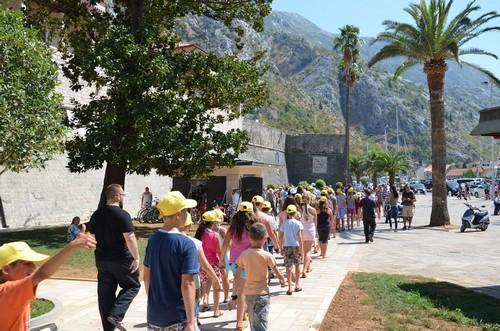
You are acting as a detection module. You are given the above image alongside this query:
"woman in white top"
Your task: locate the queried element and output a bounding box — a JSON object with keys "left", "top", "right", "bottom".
{"left": 296, "top": 194, "right": 317, "bottom": 277}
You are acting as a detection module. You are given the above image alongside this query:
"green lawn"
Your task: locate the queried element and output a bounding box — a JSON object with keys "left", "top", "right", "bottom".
{"left": 0, "top": 225, "right": 158, "bottom": 275}
{"left": 31, "top": 298, "right": 54, "bottom": 318}
{"left": 353, "top": 273, "right": 500, "bottom": 331}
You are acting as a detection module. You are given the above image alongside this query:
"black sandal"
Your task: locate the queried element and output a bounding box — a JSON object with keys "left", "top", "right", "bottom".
{"left": 294, "top": 287, "right": 303, "bottom": 292}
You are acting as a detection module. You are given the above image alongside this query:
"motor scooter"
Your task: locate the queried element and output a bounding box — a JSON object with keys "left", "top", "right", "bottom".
{"left": 460, "top": 203, "right": 489, "bottom": 232}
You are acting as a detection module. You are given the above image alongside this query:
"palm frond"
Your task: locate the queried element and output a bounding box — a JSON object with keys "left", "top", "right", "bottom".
{"left": 459, "top": 48, "right": 498, "bottom": 59}
{"left": 393, "top": 59, "right": 420, "bottom": 79}
{"left": 462, "top": 61, "right": 500, "bottom": 87}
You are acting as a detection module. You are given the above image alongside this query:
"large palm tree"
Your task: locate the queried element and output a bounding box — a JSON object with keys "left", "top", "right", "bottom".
{"left": 375, "top": 150, "right": 412, "bottom": 187}
{"left": 349, "top": 155, "right": 364, "bottom": 184}
{"left": 334, "top": 25, "right": 362, "bottom": 185}
{"left": 364, "top": 148, "right": 384, "bottom": 187}
{"left": 368, "top": 0, "right": 500, "bottom": 226}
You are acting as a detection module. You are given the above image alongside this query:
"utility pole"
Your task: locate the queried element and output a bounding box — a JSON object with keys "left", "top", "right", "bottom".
{"left": 396, "top": 107, "right": 400, "bottom": 152}
{"left": 384, "top": 124, "right": 389, "bottom": 151}
{"left": 482, "top": 81, "right": 495, "bottom": 180}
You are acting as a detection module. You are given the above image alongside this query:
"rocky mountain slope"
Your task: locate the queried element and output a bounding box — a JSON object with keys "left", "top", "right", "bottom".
{"left": 177, "top": 11, "right": 499, "bottom": 163}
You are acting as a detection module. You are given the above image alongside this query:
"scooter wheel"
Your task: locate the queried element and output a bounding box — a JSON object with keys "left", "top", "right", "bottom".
{"left": 460, "top": 224, "right": 466, "bottom": 233}
{"left": 480, "top": 224, "right": 488, "bottom": 231}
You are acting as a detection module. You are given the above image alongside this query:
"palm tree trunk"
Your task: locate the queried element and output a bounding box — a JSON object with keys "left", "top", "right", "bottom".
{"left": 389, "top": 171, "right": 395, "bottom": 187}
{"left": 345, "top": 85, "right": 350, "bottom": 185}
{"left": 424, "top": 61, "right": 450, "bottom": 226}
{"left": 372, "top": 173, "right": 377, "bottom": 188}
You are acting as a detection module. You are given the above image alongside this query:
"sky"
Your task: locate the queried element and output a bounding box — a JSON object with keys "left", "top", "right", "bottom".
{"left": 272, "top": 0, "right": 500, "bottom": 80}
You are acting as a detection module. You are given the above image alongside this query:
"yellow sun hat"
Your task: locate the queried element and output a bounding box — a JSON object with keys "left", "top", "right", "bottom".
{"left": 286, "top": 205, "right": 298, "bottom": 213}
{"left": 319, "top": 196, "right": 328, "bottom": 203}
{"left": 252, "top": 195, "right": 265, "bottom": 204}
{"left": 157, "top": 191, "right": 197, "bottom": 217}
{"left": 0, "top": 242, "right": 49, "bottom": 268}
{"left": 239, "top": 201, "right": 254, "bottom": 212}
{"left": 202, "top": 210, "right": 220, "bottom": 222}
{"left": 262, "top": 201, "right": 272, "bottom": 209}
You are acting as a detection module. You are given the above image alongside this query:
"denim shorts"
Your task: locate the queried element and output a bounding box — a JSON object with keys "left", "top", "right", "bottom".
{"left": 338, "top": 207, "right": 346, "bottom": 219}
{"left": 227, "top": 262, "right": 246, "bottom": 279}
{"left": 245, "top": 294, "right": 270, "bottom": 331}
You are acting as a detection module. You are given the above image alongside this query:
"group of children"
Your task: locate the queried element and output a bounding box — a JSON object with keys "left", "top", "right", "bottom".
{"left": 1, "top": 184, "right": 374, "bottom": 331}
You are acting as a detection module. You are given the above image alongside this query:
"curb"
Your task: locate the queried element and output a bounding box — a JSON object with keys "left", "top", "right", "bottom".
{"left": 30, "top": 296, "right": 62, "bottom": 330}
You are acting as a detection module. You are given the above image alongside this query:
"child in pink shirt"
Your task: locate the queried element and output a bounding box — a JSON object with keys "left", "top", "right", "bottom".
{"left": 195, "top": 210, "right": 223, "bottom": 317}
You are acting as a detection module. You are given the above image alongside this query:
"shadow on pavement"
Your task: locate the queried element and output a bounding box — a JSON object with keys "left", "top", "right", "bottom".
{"left": 399, "top": 281, "right": 500, "bottom": 325}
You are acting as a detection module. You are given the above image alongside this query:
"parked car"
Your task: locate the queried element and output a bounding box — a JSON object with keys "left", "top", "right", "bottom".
{"left": 470, "top": 182, "right": 488, "bottom": 198}
{"left": 421, "top": 179, "right": 432, "bottom": 191}
{"left": 447, "top": 179, "right": 459, "bottom": 196}
{"left": 413, "top": 183, "right": 426, "bottom": 194}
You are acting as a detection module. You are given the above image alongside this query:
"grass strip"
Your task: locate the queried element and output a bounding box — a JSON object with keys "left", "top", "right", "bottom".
{"left": 353, "top": 273, "right": 500, "bottom": 331}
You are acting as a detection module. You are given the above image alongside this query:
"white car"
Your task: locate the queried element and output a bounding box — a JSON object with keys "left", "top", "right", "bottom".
{"left": 470, "top": 183, "right": 488, "bottom": 198}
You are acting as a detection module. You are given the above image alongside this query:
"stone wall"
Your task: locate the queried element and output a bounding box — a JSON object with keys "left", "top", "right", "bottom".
{"left": 0, "top": 156, "right": 171, "bottom": 229}
{"left": 286, "top": 134, "right": 345, "bottom": 186}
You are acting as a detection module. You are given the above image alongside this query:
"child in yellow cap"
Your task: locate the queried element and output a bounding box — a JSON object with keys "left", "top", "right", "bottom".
{"left": 0, "top": 236, "right": 96, "bottom": 331}
{"left": 278, "top": 205, "right": 304, "bottom": 295}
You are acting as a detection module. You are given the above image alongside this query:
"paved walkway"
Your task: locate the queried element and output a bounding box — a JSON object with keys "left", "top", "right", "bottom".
{"left": 36, "top": 193, "right": 500, "bottom": 330}
{"left": 38, "top": 234, "right": 360, "bottom": 330}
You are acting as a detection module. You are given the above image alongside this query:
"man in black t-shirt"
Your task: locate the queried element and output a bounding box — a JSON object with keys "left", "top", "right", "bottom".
{"left": 360, "top": 189, "right": 376, "bottom": 243}
{"left": 88, "top": 184, "right": 141, "bottom": 331}
{"left": 401, "top": 185, "right": 416, "bottom": 230}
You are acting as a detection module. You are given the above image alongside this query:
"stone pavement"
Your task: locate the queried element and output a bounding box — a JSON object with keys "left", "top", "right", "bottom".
{"left": 37, "top": 234, "right": 360, "bottom": 331}
{"left": 36, "top": 193, "right": 500, "bottom": 330}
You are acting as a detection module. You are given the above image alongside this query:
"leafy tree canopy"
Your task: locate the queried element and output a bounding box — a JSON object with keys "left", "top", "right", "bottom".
{"left": 0, "top": 6, "right": 65, "bottom": 176}
{"left": 25, "top": 0, "right": 271, "bottom": 179}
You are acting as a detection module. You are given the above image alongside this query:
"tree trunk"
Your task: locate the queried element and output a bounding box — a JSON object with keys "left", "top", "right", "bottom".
{"left": 356, "top": 174, "right": 361, "bottom": 185}
{"left": 344, "top": 85, "right": 350, "bottom": 185}
{"left": 424, "top": 61, "right": 450, "bottom": 226}
{"left": 98, "top": 163, "right": 127, "bottom": 208}
{"left": 389, "top": 171, "right": 395, "bottom": 187}
{"left": 372, "top": 173, "right": 377, "bottom": 188}
{"left": 0, "top": 195, "right": 7, "bottom": 228}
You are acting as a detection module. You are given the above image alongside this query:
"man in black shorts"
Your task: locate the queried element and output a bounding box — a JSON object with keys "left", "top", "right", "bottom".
{"left": 88, "top": 184, "right": 141, "bottom": 331}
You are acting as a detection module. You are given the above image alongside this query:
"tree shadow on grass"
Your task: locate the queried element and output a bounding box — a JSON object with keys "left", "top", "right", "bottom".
{"left": 399, "top": 281, "right": 500, "bottom": 326}
{"left": 0, "top": 227, "right": 67, "bottom": 249}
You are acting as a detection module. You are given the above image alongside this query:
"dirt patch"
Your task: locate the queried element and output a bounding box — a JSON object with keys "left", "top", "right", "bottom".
{"left": 320, "top": 272, "right": 379, "bottom": 331}
{"left": 54, "top": 265, "right": 97, "bottom": 280}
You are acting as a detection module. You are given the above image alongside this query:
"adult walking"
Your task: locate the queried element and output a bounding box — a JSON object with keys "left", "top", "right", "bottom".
{"left": 88, "top": 184, "right": 141, "bottom": 331}
{"left": 402, "top": 185, "right": 416, "bottom": 230}
{"left": 316, "top": 197, "right": 333, "bottom": 258}
{"left": 360, "top": 189, "right": 376, "bottom": 243}
{"left": 387, "top": 186, "right": 399, "bottom": 232}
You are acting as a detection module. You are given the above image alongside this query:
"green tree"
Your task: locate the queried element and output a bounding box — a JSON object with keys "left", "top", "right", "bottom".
{"left": 26, "top": 0, "right": 271, "bottom": 206}
{"left": 349, "top": 155, "right": 364, "bottom": 184}
{"left": 0, "top": 7, "right": 65, "bottom": 176}
{"left": 334, "top": 25, "right": 362, "bottom": 185}
{"left": 374, "top": 150, "right": 412, "bottom": 186}
{"left": 364, "top": 148, "right": 384, "bottom": 187}
{"left": 463, "top": 169, "right": 475, "bottom": 178}
{"left": 368, "top": 0, "right": 500, "bottom": 226}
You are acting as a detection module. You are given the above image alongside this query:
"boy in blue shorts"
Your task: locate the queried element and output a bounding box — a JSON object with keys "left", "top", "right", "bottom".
{"left": 278, "top": 205, "right": 304, "bottom": 295}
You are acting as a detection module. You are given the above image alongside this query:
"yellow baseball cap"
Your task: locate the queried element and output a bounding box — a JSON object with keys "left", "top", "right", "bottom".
{"left": 294, "top": 193, "right": 303, "bottom": 204}
{"left": 0, "top": 242, "right": 49, "bottom": 267}
{"left": 286, "top": 205, "right": 297, "bottom": 213}
{"left": 202, "top": 210, "right": 220, "bottom": 222}
{"left": 252, "top": 195, "right": 264, "bottom": 204}
{"left": 348, "top": 188, "right": 354, "bottom": 193}
{"left": 336, "top": 189, "right": 343, "bottom": 194}
{"left": 239, "top": 201, "right": 254, "bottom": 212}
{"left": 184, "top": 213, "right": 193, "bottom": 227}
{"left": 156, "top": 191, "right": 197, "bottom": 217}
{"left": 262, "top": 201, "right": 272, "bottom": 209}
{"left": 319, "top": 196, "right": 328, "bottom": 203}
{"left": 213, "top": 208, "right": 225, "bottom": 219}
{"left": 321, "top": 190, "right": 328, "bottom": 196}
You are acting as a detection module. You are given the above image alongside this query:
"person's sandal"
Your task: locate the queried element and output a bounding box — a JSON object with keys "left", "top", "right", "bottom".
{"left": 213, "top": 311, "right": 224, "bottom": 318}
{"left": 294, "top": 287, "right": 303, "bottom": 292}
{"left": 286, "top": 290, "right": 292, "bottom": 295}
{"left": 301, "top": 272, "right": 307, "bottom": 278}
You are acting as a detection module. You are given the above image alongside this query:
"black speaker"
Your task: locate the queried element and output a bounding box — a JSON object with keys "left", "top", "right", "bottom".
{"left": 172, "top": 177, "right": 192, "bottom": 198}
{"left": 240, "top": 177, "right": 263, "bottom": 202}
{"left": 207, "top": 176, "right": 227, "bottom": 205}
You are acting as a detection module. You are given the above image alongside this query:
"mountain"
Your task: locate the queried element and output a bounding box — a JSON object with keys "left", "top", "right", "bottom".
{"left": 177, "top": 11, "right": 499, "bottom": 163}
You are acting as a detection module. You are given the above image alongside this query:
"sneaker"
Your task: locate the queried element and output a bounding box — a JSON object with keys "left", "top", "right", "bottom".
{"left": 402, "top": 226, "right": 407, "bottom": 230}
{"left": 107, "top": 316, "right": 127, "bottom": 331}
{"left": 369, "top": 234, "right": 373, "bottom": 242}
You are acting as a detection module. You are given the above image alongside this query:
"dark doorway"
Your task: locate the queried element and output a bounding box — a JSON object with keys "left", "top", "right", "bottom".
{"left": 207, "top": 176, "right": 227, "bottom": 205}
{"left": 172, "top": 177, "right": 192, "bottom": 197}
